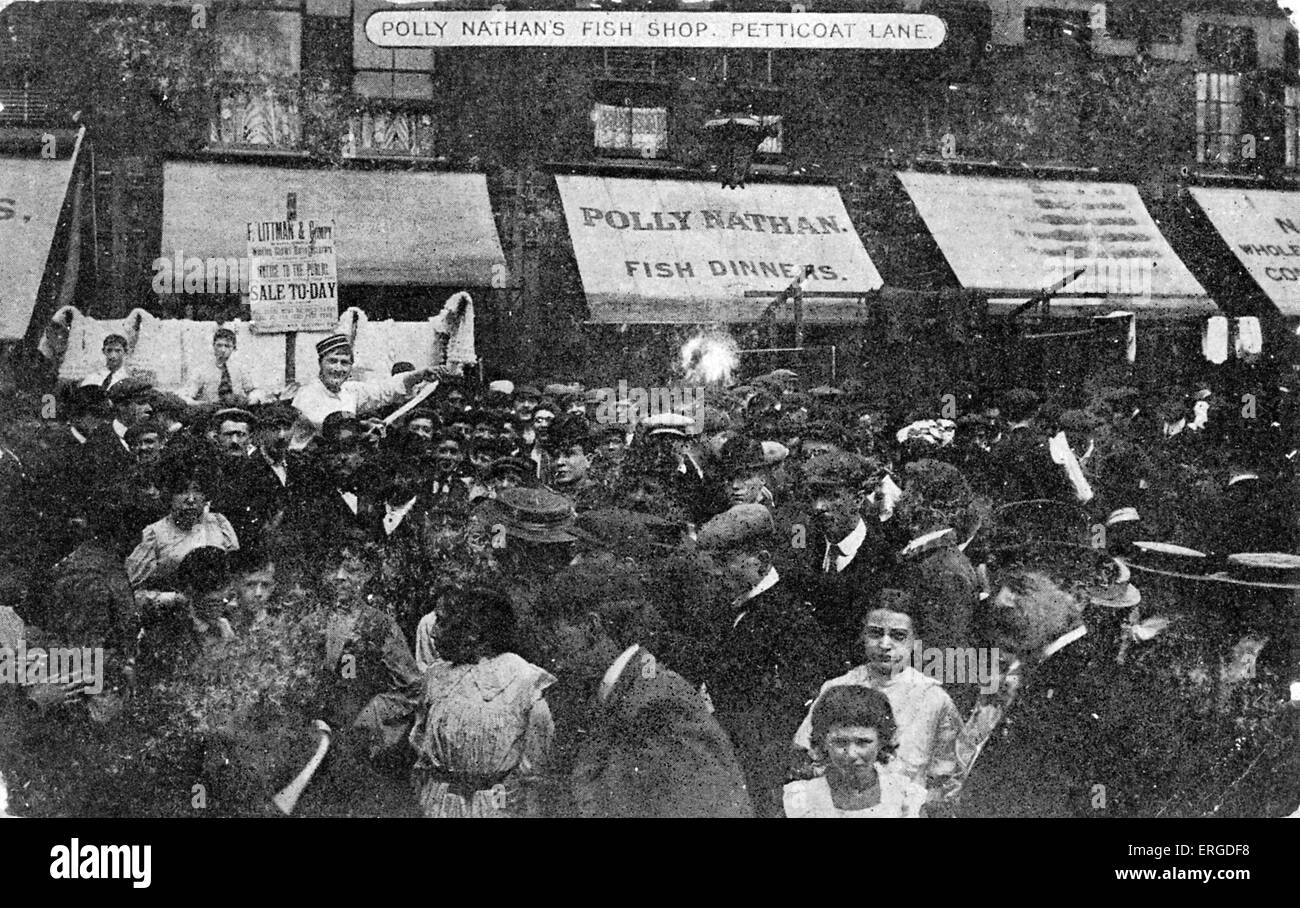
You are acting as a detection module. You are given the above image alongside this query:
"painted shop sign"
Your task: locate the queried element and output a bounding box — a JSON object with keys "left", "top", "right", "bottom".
{"left": 365, "top": 12, "right": 946, "bottom": 50}
{"left": 1190, "top": 187, "right": 1300, "bottom": 317}
{"left": 554, "top": 176, "right": 882, "bottom": 323}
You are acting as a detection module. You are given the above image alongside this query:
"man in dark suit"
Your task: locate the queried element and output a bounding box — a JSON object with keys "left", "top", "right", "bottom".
{"left": 958, "top": 549, "right": 1192, "bottom": 818}
{"left": 696, "top": 503, "right": 836, "bottom": 817}
{"left": 80, "top": 378, "right": 155, "bottom": 495}
{"left": 536, "top": 589, "right": 753, "bottom": 818}
{"left": 983, "top": 388, "right": 1060, "bottom": 504}
{"left": 781, "top": 451, "right": 897, "bottom": 670}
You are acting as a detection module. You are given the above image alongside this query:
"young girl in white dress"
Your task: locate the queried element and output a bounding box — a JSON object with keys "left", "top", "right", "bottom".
{"left": 784, "top": 685, "right": 927, "bottom": 818}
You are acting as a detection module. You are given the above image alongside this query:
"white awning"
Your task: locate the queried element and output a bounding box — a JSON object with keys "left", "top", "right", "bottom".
{"left": 554, "top": 175, "right": 882, "bottom": 323}
{"left": 0, "top": 132, "right": 83, "bottom": 340}
{"left": 161, "top": 162, "right": 505, "bottom": 287}
{"left": 1189, "top": 186, "right": 1300, "bottom": 318}
{"left": 897, "top": 172, "right": 1213, "bottom": 317}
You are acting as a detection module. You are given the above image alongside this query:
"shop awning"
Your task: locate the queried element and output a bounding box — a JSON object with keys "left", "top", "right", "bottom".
{"left": 1188, "top": 187, "right": 1300, "bottom": 318}
{"left": 161, "top": 162, "right": 505, "bottom": 287}
{"left": 554, "top": 175, "right": 883, "bottom": 323}
{"left": 897, "top": 172, "right": 1213, "bottom": 317}
{"left": 0, "top": 131, "right": 83, "bottom": 340}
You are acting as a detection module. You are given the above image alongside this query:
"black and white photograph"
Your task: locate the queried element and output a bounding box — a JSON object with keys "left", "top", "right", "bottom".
{"left": 0, "top": 0, "right": 1296, "bottom": 869}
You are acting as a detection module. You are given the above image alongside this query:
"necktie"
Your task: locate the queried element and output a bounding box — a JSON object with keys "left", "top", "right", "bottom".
{"left": 218, "top": 364, "right": 233, "bottom": 400}
{"left": 100, "top": 370, "right": 113, "bottom": 391}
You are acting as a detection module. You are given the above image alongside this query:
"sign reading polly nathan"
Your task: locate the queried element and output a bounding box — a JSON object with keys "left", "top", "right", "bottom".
{"left": 554, "top": 176, "right": 883, "bottom": 323}
{"left": 365, "top": 11, "right": 945, "bottom": 49}
{"left": 246, "top": 219, "right": 339, "bottom": 333}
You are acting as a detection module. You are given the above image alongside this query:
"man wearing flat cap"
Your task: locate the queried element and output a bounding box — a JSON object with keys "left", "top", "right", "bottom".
{"left": 289, "top": 333, "right": 445, "bottom": 451}
{"left": 80, "top": 377, "right": 156, "bottom": 494}
{"left": 697, "top": 503, "right": 835, "bottom": 816}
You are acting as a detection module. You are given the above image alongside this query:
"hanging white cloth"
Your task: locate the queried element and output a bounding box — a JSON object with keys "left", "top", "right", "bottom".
{"left": 1235, "top": 317, "right": 1263, "bottom": 358}
{"left": 1049, "top": 431, "right": 1094, "bottom": 504}
{"left": 1203, "top": 316, "right": 1229, "bottom": 365}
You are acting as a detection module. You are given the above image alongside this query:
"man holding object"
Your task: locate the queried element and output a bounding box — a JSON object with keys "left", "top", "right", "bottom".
{"left": 290, "top": 334, "right": 450, "bottom": 451}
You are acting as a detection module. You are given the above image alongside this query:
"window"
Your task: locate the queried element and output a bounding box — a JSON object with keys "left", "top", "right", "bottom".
{"left": 1197, "top": 72, "right": 1244, "bottom": 166}
{"left": 756, "top": 114, "right": 783, "bottom": 156}
{"left": 208, "top": 10, "right": 302, "bottom": 151}
{"left": 1024, "top": 7, "right": 1092, "bottom": 46}
{"left": 344, "top": 104, "right": 437, "bottom": 159}
{"left": 1105, "top": 3, "right": 1181, "bottom": 45}
{"left": 593, "top": 102, "right": 669, "bottom": 158}
{"left": 722, "top": 51, "right": 774, "bottom": 86}
{"left": 1197, "top": 23, "right": 1257, "bottom": 73}
{"left": 602, "top": 49, "right": 660, "bottom": 82}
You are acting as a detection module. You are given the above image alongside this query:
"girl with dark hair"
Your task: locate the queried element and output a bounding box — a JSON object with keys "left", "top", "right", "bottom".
{"left": 784, "top": 686, "right": 927, "bottom": 818}
{"left": 409, "top": 587, "right": 555, "bottom": 818}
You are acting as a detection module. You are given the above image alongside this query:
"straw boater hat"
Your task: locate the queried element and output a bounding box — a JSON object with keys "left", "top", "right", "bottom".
{"left": 477, "top": 486, "right": 578, "bottom": 544}
{"left": 316, "top": 334, "right": 352, "bottom": 359}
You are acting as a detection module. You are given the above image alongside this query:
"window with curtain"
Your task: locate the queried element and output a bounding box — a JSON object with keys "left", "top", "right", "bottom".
{"left": 208, "top": 9, "right": 302, "bottom": 151}
{"left": 1196, "top": 72, "right": 1243, "bottom": 166}
{"left": 593, "top": 102, "right": 669, "bottom": 158}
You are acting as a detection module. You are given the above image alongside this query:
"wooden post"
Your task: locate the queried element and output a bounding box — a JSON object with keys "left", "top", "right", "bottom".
{"left": 285, "top": 192, "right": 297, "bottom": 386}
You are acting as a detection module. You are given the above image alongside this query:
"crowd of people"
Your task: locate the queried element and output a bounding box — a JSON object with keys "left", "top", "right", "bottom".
{"left": 1, "top": 322, "right": 1298, "bottom": 818}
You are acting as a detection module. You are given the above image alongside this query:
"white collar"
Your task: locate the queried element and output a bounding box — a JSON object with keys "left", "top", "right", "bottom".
{"left": 113, "top": 419, "right": 128, "bottom": 439}
{"left": 1041, "top": 624, "right": 1087, "bottom": 661}
{"left": 739, "top": 565, "right": 780, "bottom": 604}
{"left": 831, "top": 517, "right": 868, "bottom": 569}
{"left": 69, "top": 426, "right": 86, "bottom": 445}
{"left": 1228, "top": 472, "right": 1259, "bottom": 487}
{"left": 599, "top": 644, "right": 642, "bottom": 703}
{"left": 384, "top": 495, "right": 419, "bottom": 535}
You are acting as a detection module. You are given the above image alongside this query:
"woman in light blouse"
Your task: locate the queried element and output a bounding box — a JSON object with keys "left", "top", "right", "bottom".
{"left": 127, "top": 448, "right": 239, "bottom": 590}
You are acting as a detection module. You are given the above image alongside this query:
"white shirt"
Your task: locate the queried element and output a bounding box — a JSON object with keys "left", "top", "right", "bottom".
{"left": 823, "top": 518, "right": 867, "bottom": 573}
{"left": 383, "top": 495, "right": 419, "bottom": 536}
{"left": 732, "top": 566, "right": 781, "bottom": 627}
{"left": 179, "top": 357, "right": 262, "bottom": 405}
{"left": 80, "top": 367, "right": 128, "bottom": 390}
{"left": 794, "top": 665, "right": 962, "bottom": 792}
{"left": 289, "top": 374, "right": 413, "bottom": 450}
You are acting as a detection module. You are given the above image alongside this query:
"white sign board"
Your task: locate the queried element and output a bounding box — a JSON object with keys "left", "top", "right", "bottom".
{"left": 897, "top": 172, "right": 1207, "bottom": 302}
{"left": 246, "top": 218, "right": 339, "bottom": 333}
{"left": 365, "top": 11, "right": 945, "bottom": 49}
{"left": 555, "top": 176, "right": 882, "bottom": 323}
{"left": 1189, "top": 187, "right": 1300, "bottom": 317}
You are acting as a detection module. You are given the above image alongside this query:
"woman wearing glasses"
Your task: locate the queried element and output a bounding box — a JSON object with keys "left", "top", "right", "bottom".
{"left": 792, "top": 589, "right": 963, "bottom": 810}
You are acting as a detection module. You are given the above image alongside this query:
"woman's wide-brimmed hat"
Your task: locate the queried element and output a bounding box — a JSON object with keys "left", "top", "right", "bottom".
{"left": 477, "top": 486, "right": 578, "bottom": 544}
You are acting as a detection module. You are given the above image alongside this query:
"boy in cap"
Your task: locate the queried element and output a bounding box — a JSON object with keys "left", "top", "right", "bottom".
{"left": 289, "top": 333, "right": 443, "bottom": 451}
{"left": 696, "top": 503, "right": 834, "bottom": 816}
